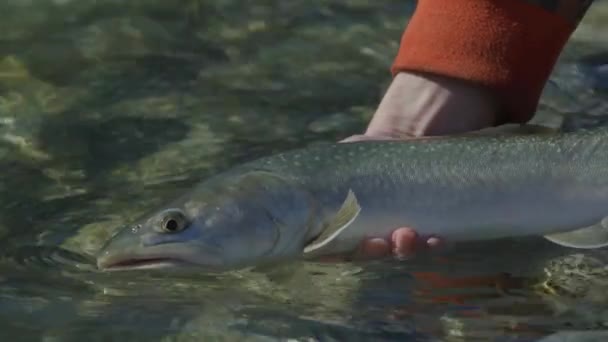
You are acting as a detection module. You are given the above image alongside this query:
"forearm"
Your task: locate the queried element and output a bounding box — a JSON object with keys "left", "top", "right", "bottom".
{"left": 525, "top": 0, "right": 594, "bottom": 25}
{"left": 392, "top": 0, "right": 596, "bottom": 124}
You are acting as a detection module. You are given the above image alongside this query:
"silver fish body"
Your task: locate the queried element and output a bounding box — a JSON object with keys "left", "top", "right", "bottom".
{"left": 96, "top": 127, "right": 608, "bottom": 271}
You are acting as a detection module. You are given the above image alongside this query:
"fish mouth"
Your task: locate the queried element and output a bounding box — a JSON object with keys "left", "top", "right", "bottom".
{"left": 97, "top": 255, "right": 189, "bottom": 271}
{"left": 97, "top": 243, "right": 227, "bottom": 272}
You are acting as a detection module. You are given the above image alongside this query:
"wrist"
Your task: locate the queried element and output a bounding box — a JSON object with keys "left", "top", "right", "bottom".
{"left": 365, "top": 72, "right": 500, "bottom": 138}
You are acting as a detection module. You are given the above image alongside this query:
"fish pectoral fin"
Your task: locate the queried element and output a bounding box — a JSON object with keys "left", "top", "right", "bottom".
{"left": 303, "top": 189, "right": 361, "bottom": 255}
{"left": 544, "top": 219, "right": 608, "bottom": 249}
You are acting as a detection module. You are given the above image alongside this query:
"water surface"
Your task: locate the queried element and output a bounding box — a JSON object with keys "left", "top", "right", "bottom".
{"left": 1, "top": 1, "right": 608, "bottom": 341}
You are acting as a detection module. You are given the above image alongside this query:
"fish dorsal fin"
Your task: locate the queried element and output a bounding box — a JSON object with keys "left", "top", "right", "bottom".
{"left": 303, "top": 189, "right": 361, "bottom": 255}
{"left": 544, "top": 218, "right": 608, "bottom": 249}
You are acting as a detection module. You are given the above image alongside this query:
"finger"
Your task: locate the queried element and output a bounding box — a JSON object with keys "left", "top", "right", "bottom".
{"left": 427, "top": 236, "right": 444, "bottom": 249}
{"left": 339, "top": 135, "right": 376, "bottom": 143}
{"left": 340, "top": 133, "right": 443, "bottom": 144}
{"left": 391, "top": 227, "right": 421, "bottom": 259}
{"left": 315, "top": 237, "right": 390, "bottom": 263}
{"left": 391, "top": 228, "right": 446, "bottom": 259}
{"left": 339, "top": 134, "right": 401, "bottom": 143}
{"left": 353, "top": 228, "right": 421, "bottom": 261}
{"left": 356, "top": 237, "right": 392, "bottom": 260}
{"left": 314, "top": 229, "right": 446, "bottom": 263}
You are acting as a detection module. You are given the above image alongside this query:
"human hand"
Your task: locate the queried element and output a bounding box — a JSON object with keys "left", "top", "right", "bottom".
{"left": 336, "top": 71, "right": 500, "bottom": 261}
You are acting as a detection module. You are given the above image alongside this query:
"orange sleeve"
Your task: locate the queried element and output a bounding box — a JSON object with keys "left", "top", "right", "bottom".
{"left": 391, "top": 0, "right": 576, "bottom": 123}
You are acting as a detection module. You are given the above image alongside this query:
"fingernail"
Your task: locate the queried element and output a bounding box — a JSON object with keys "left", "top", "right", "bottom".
{"left": 427, "top": 237, "right": 441, "bottom": 248}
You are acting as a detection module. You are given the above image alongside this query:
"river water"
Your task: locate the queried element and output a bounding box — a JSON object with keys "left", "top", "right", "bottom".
{"left": 0, "top": 1, "right": 607, "bottom": 341}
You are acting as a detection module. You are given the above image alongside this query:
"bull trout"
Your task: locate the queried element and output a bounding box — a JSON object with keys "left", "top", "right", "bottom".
{"left": 96, "top": 127, "right": 608, "bottom": 272}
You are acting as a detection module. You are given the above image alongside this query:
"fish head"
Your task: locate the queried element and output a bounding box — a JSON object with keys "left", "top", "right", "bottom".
{"left": 96, "top": 171, "right": 318, "bottom": 272}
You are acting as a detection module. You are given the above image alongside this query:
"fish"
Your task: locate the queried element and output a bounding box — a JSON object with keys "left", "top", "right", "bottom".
{"left": 96, "top": 125, "right": 608, "bottom": 272}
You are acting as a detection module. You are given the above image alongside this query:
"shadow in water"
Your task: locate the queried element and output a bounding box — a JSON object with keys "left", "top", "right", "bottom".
{"left": 351, "top": 237, "right": 605, "bottom": 341}
{"left": 37, "top": 116, "right": 191, "bottom": 179}
{"left": 0, "top": 115, "right": 190, "bottom": 249}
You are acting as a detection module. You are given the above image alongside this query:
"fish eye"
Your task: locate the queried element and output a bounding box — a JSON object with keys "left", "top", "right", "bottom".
{"left": 157, "top": 209, "right": 189, "bottom": 233}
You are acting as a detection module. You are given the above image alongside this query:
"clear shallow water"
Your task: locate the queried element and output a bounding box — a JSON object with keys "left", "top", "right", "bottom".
{"left": 0, "top": 1, "right": 607, "bottom": 341}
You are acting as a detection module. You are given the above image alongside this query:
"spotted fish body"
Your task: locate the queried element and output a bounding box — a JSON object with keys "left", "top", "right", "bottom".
{"left": 97, "top": 127, "right": 608, "bottom": 272}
